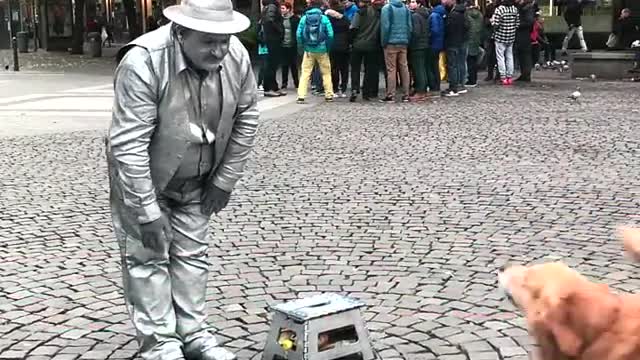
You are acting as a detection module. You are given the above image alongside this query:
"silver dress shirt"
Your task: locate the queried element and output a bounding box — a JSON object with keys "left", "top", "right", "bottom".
{"left": 173, "top": 67, "right": 222, "bottom": 181}
{"left": 107, "top": 24, "right": 259, "bottom": 224}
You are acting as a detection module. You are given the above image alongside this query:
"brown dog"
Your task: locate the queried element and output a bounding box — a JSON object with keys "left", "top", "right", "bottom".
{"left": 498, "top": 227, "right": 640, "bottom": 360}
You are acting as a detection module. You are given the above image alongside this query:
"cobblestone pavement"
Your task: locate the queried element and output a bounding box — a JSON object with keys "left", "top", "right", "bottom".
{"left": 1, "top": 78, "right": 640, "bottom": 360}
{"left": 0, "top": 47, "right": 120, "bottom": 75}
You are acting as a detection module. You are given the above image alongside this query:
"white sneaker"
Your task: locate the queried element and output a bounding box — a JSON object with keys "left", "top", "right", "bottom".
{"left": 441, "top": 89, "right": 458, "bottom": 97}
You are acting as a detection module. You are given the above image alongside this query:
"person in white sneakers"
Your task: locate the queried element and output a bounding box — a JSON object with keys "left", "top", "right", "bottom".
{"left": 491, "top": 0, "right": 519, "bottom": 85}
{"left": 560, "top": 0, "right": 589, "bottom": 55}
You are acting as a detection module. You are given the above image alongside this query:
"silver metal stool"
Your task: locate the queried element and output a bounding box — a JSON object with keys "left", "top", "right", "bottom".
{"left": 262, "top": 293, "right": 375, "bottom": 360}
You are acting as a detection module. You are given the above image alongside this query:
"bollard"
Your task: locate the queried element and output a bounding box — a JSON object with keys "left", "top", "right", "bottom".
{"left": 12, "top": 37, "right": 19, "bottom": 72}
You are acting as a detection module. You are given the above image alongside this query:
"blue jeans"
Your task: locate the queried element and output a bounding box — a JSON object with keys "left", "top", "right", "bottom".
{"left": 446, "top": 47, "right": 465, "bottom": 91}
{"left": 496, "top": 41, "right": 515, "bottom": 78}
{"left": 312, "top": 65, "right": 323, "bottom": 91}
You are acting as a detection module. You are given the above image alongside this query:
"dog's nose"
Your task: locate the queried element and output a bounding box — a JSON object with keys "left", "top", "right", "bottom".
{"left": 498, "top": 262, "right": 516, "bottom": 272}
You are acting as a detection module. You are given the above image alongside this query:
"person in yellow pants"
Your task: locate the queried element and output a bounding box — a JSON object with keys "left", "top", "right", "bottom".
{"left": 297, "top": 0, "right": 335, "bottom": 103}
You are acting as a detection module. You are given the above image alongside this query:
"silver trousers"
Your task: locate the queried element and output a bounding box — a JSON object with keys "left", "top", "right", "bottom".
{"left": 111, "top": 177, "right": 217, "bottom": 360}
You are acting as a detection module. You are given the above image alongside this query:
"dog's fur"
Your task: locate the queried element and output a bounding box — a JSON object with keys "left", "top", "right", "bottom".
{"left": 498, "top": 227, "right": 640, "bottom": 360}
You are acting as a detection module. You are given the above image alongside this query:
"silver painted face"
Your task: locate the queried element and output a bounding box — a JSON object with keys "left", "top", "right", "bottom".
{"left": 180, "top": 30, "right": 231, "bottom": 72}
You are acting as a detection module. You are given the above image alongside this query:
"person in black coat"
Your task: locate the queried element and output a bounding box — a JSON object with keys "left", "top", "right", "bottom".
{"left": 560, "top": 0, "right": 588, "bottom": 54}
{"left": 442, "top": 0, "right": 469, "bottom": 96}
{"left": 483, "top": 0, "right": 501, "bottom": 81}
{"left": 515, "top": 0, "right": 535, "bottom": 81}
{"left": 326, "top": 0, "right": 351, "bottom": 96}
{"left": 612, "top": 8, "right": 639, "bottom": 50}
{"left": 261, "top": 0, "right": 286, "bottom": 96}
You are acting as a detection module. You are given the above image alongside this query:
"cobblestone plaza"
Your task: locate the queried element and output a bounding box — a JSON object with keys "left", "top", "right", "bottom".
{"left": 1, "top": 75, "right": 639, "bottom": 360}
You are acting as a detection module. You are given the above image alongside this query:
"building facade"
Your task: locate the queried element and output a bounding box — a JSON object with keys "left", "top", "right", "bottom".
{"left": 1, "top": 0, "right": 253, "bottom": 50}
{"left": 2, "top": 0, "right": 637, "bottom": 51}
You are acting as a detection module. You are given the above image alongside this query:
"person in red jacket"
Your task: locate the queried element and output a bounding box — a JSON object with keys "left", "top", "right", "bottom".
{"left": 530, "top": 12, "right": 541, "bottom": 66}
{"left": 531, "top": 13, "right": 554, "bottom": 66}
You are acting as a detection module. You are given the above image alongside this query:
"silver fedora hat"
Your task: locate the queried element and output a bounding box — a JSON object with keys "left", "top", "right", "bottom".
{"left": 163, "top": 0, "right": 251, "bottom": 34}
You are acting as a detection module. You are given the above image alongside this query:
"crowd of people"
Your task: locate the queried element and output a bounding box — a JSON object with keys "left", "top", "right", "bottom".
{"left": 257, "top": 0, "right": 563, "bottom": 103}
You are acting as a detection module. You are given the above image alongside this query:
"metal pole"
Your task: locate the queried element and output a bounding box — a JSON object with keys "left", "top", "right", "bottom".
{"left": 8, "top": 0, "right": 19, "bottom": 71}
{"left": 33, "top": 0, "right": 39, "bottom": 50}
{"left": 12, "top": 37, "right": 19, "bottom": 71}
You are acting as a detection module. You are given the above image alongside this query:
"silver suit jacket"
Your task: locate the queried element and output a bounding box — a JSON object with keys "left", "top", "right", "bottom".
{"left": 106, "top": 24, "right": 259, "bottom": 224}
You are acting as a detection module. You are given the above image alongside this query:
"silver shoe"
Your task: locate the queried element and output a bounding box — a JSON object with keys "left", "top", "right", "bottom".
{"left": 184, "top": 338, "right": 236, "bottom": 360}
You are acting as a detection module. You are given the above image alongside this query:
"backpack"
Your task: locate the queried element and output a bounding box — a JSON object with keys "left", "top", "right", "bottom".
{"left": 303, "top": 12, "right": 328, "bottom": 46}
{"left": 257, "top": 20, "right": 265, "bottom": 44}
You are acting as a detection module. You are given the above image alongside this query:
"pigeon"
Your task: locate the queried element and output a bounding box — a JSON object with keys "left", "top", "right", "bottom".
{"left": 590, "top": 74, "right": 597, "bottom": 82}
{"left": 568, "top": 86, "right": 581, "bottom": 103}
{"left": 535, "top": 63, "right": 541, "bottom": 71}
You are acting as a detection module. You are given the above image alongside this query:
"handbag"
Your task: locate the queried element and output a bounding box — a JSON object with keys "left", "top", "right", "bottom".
{"left": 101, "top": 26, "right": 108, "bottom": 44}
{"left": 606, "top": 33, "right": 617, "bottom": 48}
{"left": 477, "top": 46, "right": 486, "bottom": 65}
{"left": 439, "top": 51, "right": 448, "bottom": 81}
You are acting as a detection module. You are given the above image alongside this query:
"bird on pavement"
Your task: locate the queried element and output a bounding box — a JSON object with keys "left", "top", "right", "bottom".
{"left": 568, "top": 86, "right": 581, "bottom": 103}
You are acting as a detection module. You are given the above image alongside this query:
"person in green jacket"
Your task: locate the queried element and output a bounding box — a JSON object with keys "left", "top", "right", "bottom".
{"left": 297, "top": 0, "right": 335, "bottom": 103}
{"left": 465, "top": 0, "right": 484, "bottom": 87}
{"left": 408, "top": 0, "right": 431, "bottom": 101}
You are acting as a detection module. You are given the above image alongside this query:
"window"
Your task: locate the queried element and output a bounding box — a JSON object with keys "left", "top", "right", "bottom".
{"left": 538, "top": 0, "right": 613, "bottom": 17}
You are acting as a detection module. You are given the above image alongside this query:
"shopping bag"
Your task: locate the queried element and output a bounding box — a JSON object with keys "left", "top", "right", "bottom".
{"left": 101, "top": 26, "right": 108, "bottom": 44}
{"left": 477, "top": 46, "right": 486, "bottom": 65}
{"left": 606, "top": 33, "right": 618, "bottom": 49}
{"left": 439, "top": 51, "right": 448, "bottom": 82}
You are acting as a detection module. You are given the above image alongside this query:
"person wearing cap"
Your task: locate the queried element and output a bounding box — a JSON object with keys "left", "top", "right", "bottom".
{"left": 105, "top": 0, "right": 257, "bottom": 358}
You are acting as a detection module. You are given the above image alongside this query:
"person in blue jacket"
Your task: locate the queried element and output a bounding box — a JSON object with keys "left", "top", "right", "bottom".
{"left": 428, "top": 0, "right": 446, "bottom": 92}
{"left": 343, "top": 0, "right": 359, "bottom": 22}
{"left": 380, "top": 0, "right": 413, "bottom": 102}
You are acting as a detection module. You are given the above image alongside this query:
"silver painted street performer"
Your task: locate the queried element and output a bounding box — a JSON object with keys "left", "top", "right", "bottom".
{"left": 105, "top": 0, "right": 258, "bottom": 358}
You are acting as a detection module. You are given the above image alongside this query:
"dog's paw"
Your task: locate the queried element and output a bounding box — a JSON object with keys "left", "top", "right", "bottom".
{"left": 619, "top": 226, "right": 640, "bottom": 262}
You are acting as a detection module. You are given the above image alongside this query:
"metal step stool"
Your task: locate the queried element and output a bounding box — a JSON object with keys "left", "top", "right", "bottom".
{"left": 262, "top": 293, "right": 375, "bottom": 360}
